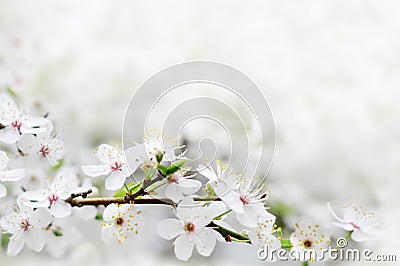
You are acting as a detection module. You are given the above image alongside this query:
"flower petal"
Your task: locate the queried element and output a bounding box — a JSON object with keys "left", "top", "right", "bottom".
{"left": 327, "top": 202, "right": 347, "bottom": 223}
{"left": 3, "top": 169, "right": 25, "bottom": 182}
{"left": 101, "top": 224, "right": 115, "bottom": 243}
{"left": 17, "top": 134, "right": 41, "bottom": 154}
{"left": 0, "top": 126, "right": 20, "bottom": 144}
{"left": 236, "top": 206, "right": 259, "bottom": 228}
{"left": 157, "top": 218, "right": 184, "bottom": 240}
{"left": 179, "top": 178, "right": 202, "bottom": 195}
{"left": 197, "top": 165, "right": 217, "bottom": 181}
{"left": 0, "top": 150, "right": 9, "bottom": 170}
{"left": 7, "top": 234, "right": 25, "bottom": 256}
{"left": 26, "top": 228, "right": 45, "bottom": 252}
{"left": 165, "top": 183, "right": 184, "bottom": 203}
{"left": 103, "top": 204, "right": 119, "bottom": 221}
{"left": 194, "top": 228, "right": 217, "bottom": 257}
{"left": 0, "top": 183, "right": 7, "bottom": 198}
{"left": 174, "top": 234, "right": 194, "bottom": 261}
{"left": 82, "top": 164, "right": 110, "bottom": 177}
{"left": 50, "top": 201, "right": 72, "bottom": 218}
{"left": 351, "top": 228, "right": 382, "bottom": 242}
{"left": 30, "top": 207, "right": 53, "bottom": 227}
{"left": 222, "top": 191, "right": 243, "bottom": 213}
{"left": 105, "top": 171, "right": 126, "bottom": 191}
{"left": 97, "top": 144, "right": 119, "bottom": 164}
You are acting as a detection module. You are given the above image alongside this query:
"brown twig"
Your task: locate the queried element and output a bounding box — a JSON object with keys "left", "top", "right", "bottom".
{"left": 65, "top": 196, "right": 220, "bottom": 207}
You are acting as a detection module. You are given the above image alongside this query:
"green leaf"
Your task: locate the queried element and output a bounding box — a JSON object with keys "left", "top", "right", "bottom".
{"left": 52, "top": 230, "right": 63, "bottom": 237}
{"left": 1, "top": 233, "right": 11, "bottom": 249}
{"left": 6, "top": 86, "right": 17, "bottom": 97}
{"left": 51, "top": 159, "right": 64, "bottom": 171}
{"left": 113, "top": 182, "right": 142, "bottom": 197}
{"left": 157, "top": 164, "right": 168, "bottom": 175}
{"left": 165, "top": 160, "right": 187, "bottom": 175}
{"left": 281, "top": 239, "right": 292, "bottom": 250}
{"left": 203, "top": 183, "right": 217, "bottom": 197}
{"left": 95, "top": 213, "right": 103, "bottom": 220}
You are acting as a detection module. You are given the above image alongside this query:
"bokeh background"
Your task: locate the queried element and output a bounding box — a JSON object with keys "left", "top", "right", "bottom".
{"left": 0, "top": 0, "right": 399, "bottom": 265}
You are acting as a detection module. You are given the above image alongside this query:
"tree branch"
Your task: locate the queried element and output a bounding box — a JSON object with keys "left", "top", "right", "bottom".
{"left": 65, "top": 196, "right": 220, "bottom": 207}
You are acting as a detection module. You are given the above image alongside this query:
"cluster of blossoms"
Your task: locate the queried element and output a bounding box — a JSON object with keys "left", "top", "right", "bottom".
{"left": 0, "top": 91, "right": 383, "bottom": 263}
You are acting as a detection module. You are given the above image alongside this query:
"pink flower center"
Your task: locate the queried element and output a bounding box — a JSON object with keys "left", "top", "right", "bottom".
{"left": 39, "top": 145, "right": 50, "bottom": 157}
{"left": 350, "top": 222, "right": 360, "bottom": 230}
{"left": 111, "top": 161, "right": 122, "bottom": 171}
{"left": 240, "top": 195, "right": 249, "bottom": 205}
{"left": 20, "top": 219, "right": 31, "bottom": 231}
{"left": 11, "top": 120, "right": 22, "bottom": 130}
{"left": 48, "top": 193, "right": 59, "bottom": 205}
{"left": 184, "top": 222, "right": 195, "bottom": 233}
{"left": 168, "top": 174, "right": 178, "bottom": 184}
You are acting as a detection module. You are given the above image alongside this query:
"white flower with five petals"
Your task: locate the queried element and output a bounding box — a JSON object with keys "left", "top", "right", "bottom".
{"left": 101, "top": 203, "right": 143, "bottom": 244}
{"left": 157, "top": 198, "right": 226, "bottom": 261}
{"left": 222, "top": 176, "right": 270, "bottom": 228}
{"left": 22, "top": 170, "right": 79, "bottom": 218}
{"left": 0, "top": 198, "right": 52, "bottom": 256}
{"left": 0, "top": 150, "right": 25, "bottom": 198}
{"left": 0, "top": 93, "right": 48, "bottom": 144}
{"left": 17, "top": 122, "right": 64, "bottom": 165}
{"left": 248, "top": 213, "right": 281, "bottom": 254}
{"left": 327, "top": 202, "right": 383, "bottom": 241}
{"left": 290, "top": 219, "right": 331, "bottom": 262}
{"left": 82, "top": 144, "right": 144, "bottom": 190}
{"left": 164, "top": 169, "right": 202, "bottom": 203}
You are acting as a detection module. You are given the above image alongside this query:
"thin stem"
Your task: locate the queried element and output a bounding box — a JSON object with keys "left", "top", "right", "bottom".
{"left": 213, "top": 209, "right": 232, "bottom": 220}
{"left": 65, "top": 196, "right": 221, "bottom": 207}
{"left": 209, "top": 222, "right": 251, "bottom": 243}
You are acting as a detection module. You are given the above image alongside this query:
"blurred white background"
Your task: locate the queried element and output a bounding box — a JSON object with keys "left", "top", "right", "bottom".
{"left": 0, "top": 0, "right": 399, "bottom": 265}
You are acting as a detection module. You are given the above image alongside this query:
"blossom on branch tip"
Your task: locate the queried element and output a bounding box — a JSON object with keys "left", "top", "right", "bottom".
{"left": 81, "top": 144, "right": 144, "bottom": 190}
{"left": 327, "top": 202, "right": 383, "bottom": 241}
{"left": 22, "top": 170, "right": 79, "bottom": 218}
{"left": 0, "top": 93, "right": 48, "bottom": 144}
{"left": 0, "top": 150, "right": 25, "bottom": 198}
{"left": 143, "top": 129, "right": 186, "bottom": 165}
{"left": 222, "top": 176, "right": 270, "bottom": 228}
{"left": 101, "top": 203, "right": 143, "bottom": 244}
{"left": 197, "top": 161, "right": 240, "bottom": 198}
{"left": 164, "top": 169, "right": 202, "bottom": 203}
{"left": 0, "top": 198, "right": 52, "bottom": 256}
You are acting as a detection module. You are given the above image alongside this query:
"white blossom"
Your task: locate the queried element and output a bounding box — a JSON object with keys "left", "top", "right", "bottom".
{"left": 82, "top": 144, "right": 143, "bottom": 190}
{"left": 22, "top": 169, "right": 79, "bottom": 218}
{"left": 0, "top": 93, "right": 48, "bottom": 144}
{"left": 164, "top": 169, "right": 202, "bottom": 203}
{"left": 17, "top": 122, "right": 64, "bottom": 165}
{"left": 328, "top": 202, "right": 383, "bottom": 241}
{"left": 143, "top": 129, "right": 186, "bottom": 164}
{"left": 248, "top": 213, "right": 281, "bottom": 254}
{"left": 0, "top": 198, "right": 52, "bottom": 256}
{"left": 197, "top": 161, "right": 240, "bottom": 198}
{"left": 222, "top": 176, "right": 270, "bottom": 228}
{"left": 290, "top": 219, "right": 331, "bottom": 262}
{"left": 157, "top": 198, "right": 225, "bottom": 261}
{"left": 101, "top": 203, "right": 143, "bottom": 244}
{"left": 0, "top": 150, "right": 25, "bottom": 198}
